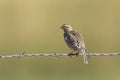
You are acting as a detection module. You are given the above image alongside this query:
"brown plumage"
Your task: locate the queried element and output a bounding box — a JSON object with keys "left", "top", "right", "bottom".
{"left": 61, "top": 24, "right": 89, "bottom": 64}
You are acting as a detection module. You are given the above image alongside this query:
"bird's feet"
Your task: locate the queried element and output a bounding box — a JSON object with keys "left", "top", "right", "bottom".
{"left": 68, "top": 53, "right": 74, "bottom": 57}
{"left": 75, "top": 52, "right": 79, "bottom": 57}
{"left": 68, "top": 52, "right": 79, "bottom": 57}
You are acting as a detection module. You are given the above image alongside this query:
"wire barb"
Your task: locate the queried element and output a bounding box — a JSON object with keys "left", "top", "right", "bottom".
{"left": 18, "top": 51, "right": 25, "bottom": 59}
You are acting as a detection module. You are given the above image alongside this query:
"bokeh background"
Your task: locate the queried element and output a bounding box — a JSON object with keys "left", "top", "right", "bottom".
{"left": 0, "top": 0, "right": 120, "bottom": 80}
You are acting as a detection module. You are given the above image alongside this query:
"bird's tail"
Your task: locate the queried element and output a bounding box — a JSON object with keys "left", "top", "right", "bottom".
{"left": 82, "top": 51, "right": 88, "bottom": 64}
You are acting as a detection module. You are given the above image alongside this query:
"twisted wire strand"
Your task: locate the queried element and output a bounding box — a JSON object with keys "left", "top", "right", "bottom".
{"left": 0, "top": 52, "right": 120, "bottom": 59}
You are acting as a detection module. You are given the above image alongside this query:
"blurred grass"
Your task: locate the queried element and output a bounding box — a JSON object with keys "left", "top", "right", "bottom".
{"left": 0, "top": 0, "right": 120, "bottom": 80}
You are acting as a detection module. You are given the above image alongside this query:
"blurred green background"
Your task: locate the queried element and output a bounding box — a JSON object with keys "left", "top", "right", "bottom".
{"left": 0, "top": 0, "right": 120, "bottom": 80}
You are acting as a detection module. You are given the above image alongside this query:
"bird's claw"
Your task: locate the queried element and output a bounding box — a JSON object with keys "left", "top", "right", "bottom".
{"left": 68, "top": 52, "right": 79, "bottom": 57}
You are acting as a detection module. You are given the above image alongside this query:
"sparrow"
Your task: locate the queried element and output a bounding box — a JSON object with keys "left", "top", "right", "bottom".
{"left": 61, "top": 24, "right": 89, "bottom": 64}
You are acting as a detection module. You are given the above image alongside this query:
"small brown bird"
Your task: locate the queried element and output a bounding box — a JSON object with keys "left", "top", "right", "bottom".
{"left": 61, "top": 24, "right": 89, "bottom": 64}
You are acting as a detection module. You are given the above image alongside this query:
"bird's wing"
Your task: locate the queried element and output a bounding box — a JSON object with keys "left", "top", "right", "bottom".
{"left": 64, "top": 31, "right": 85, "bottom": 50}
{"left": 70, "top": 31, "right": 83, "bottom": 49}
{"left": 73, "top": 31, "right": 86, "bottom": 49}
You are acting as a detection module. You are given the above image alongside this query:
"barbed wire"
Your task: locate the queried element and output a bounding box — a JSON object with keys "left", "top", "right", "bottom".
{"left": 0, "top": 52, "right": 120, "bottom": 59}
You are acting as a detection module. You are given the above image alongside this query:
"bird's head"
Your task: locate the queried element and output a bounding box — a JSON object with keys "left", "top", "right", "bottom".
{"left": 60, "top": 24, "right": 73, "bottom": 32}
